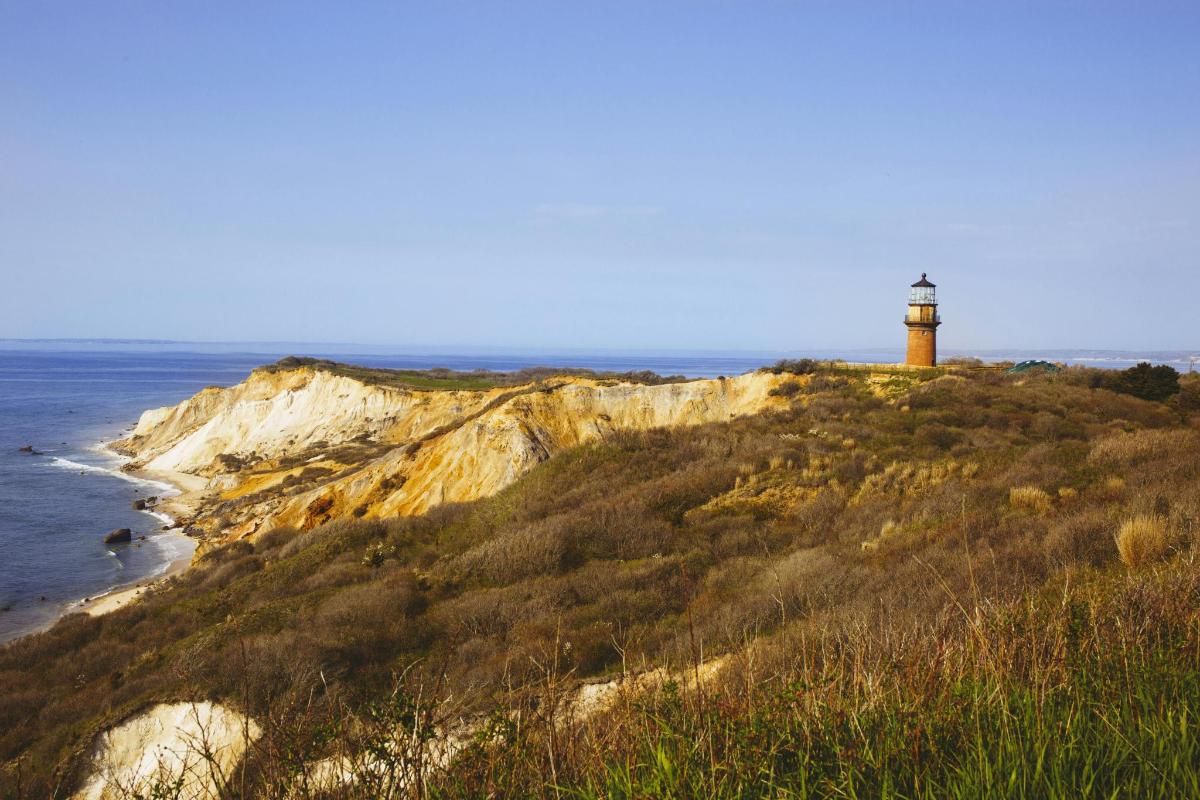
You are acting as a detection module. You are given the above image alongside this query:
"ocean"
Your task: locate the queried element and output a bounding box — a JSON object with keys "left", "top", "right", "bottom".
{"left": 0, "top": 343, "right": 1194, "bottom": 643}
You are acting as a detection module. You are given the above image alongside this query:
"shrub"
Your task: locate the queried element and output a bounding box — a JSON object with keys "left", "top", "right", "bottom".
{"left": 1009, "top": 486, "right": 1053, "bottom": 515}
{"left": 1170, "top": 374, "right": 1200, "bottom": 412}
{"left": 917, "top": 423, "right": 963, "bottom": 450}
{"left": 254, "top": 526, "right": 301, "bottom": 556}
{"left": 768, "top": 380, "right": 803, "bottom": 398}
{"left": 1115, "top": 515, "right": 1170, "bottom": 567}
{"left": 770, "top": 359, "right": 819, "bottom": 375}
{"left": 362, "top": 542, "right": 395, "bottom": 567}
{"left": 440, "top": 517, "right": 574, "bottom": 584}
{"left": 1043, "top": 509, "right": 1111, "bottom": 567}
{"left": 1102, "top": 362, "right": 1180, "bottom": 402}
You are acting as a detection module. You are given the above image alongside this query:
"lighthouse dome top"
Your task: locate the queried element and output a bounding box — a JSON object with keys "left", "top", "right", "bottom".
{"left": 909, "top": 273, "right": 936, "bottom": 305}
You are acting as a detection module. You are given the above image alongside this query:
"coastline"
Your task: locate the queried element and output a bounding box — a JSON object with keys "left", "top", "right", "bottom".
{"left": 75, "top": 443, "right": 203, "bottom": 614}
{"left": 76, "top": 553, "right": 193, "bottom": 617}
{"left": 3, "top": 444, "right": 201, "bottom": 645}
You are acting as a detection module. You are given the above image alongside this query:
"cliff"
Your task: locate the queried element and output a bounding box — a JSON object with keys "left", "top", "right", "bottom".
{"left": 114, "top": 364, "right": 793, "bottom": 543}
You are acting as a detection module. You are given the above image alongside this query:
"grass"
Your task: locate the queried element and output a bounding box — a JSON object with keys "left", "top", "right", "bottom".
{"left": 1008, "top": 485, "right": 1053, "bottom": 515}
{"left": 2, "top": 362, "right": 1200, "bottom": 796}
{"left": 436, "top": 557, "right": 1200, "bottom": 799}
{"left": 1116, "top": 514, "right": 1171, "bottom": 568}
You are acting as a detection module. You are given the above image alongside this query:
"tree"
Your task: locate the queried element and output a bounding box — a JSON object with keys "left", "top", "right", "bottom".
{"left": 1104, "top": 362, "right": 1180, "bottom": 402}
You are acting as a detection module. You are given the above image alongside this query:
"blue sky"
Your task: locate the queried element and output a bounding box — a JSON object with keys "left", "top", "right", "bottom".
{"left": 2, "top": 1, "right": 1197, "bottom": 351}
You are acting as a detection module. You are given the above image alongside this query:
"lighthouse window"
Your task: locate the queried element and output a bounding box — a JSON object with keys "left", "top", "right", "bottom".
{"left": 909, "top": 286, "right": 936, "bottom": 304}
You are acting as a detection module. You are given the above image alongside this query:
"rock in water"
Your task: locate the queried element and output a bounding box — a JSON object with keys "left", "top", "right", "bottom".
{"left": 18, "top": 445, "right": 33, "bottom": 453}
{"left": 104, "top": 528, "right": 132, "bottom": 544}
{"left": 132, "top": 499, "right": 146, "bottom": 510}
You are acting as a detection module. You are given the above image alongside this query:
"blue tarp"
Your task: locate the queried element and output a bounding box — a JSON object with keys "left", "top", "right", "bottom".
{"left": 1007, "top": 360, "right": 1062, "bottom": 373}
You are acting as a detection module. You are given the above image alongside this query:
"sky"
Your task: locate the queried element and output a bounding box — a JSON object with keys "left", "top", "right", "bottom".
{"left": 2, "top": 1, "right": 1198, "bottom": 352}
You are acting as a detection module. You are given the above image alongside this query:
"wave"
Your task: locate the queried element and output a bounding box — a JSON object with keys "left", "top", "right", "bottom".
{"left": 145, "top": 509, "right": 176, "bottom": 526}
{"left": 46, "top": 456, "right": 178, "bottom": 495}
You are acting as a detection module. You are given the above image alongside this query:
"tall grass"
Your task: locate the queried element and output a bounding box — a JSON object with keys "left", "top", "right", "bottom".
{"left": 1116, "top": 514, "right": 1171, "bottom": 568}
{"left": 1009, "top": 485, "right": 1053, "bottom": 515}
{"left": 433, "top": 556, "right": 1200, "bottom": 799}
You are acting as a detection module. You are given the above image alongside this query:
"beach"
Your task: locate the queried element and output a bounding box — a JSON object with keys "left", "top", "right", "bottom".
{"left": 63, "top": 452, "right": 201, "bottom": 620}
{"left": 77, "top": 554, "right": 193, "bottom": 616}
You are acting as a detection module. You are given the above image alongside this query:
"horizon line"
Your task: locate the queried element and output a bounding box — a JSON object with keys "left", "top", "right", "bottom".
{"left": 1, "top": 338, "right": 1198, "bottom": 359}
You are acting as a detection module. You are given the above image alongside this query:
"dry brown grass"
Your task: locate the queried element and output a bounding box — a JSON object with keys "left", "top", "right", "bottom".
{"left": 1116, "top": 514, "right": 1170, "bottom": 568}
{"left": 1089, "top": 429, "right": 1199, "bottom": 466}
{"left": 1009, "top": 486, "right": 1053, "bottom": 515}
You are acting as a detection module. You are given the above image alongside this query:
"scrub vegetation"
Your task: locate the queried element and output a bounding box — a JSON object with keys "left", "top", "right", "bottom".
{"left": 2, "top": 364, "right": 1200, "bottom": 797}
{"left": 262, "top": 356, "right": 691, "bottom": 391}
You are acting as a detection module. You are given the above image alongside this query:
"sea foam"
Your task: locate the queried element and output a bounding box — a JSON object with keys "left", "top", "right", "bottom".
{"left": 48, "top": 456, "right": 178, "bottom": 495}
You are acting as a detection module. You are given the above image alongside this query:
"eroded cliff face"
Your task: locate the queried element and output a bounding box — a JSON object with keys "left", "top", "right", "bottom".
{"left": 114, "top": 366, "right": 792, "bottom": 544}
{"left": 73, "top": 702, "right": 259, "bottom": 800}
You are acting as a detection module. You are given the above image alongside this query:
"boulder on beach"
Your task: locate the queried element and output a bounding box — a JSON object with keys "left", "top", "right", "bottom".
{"left": 132, "top": 499, "right": 147, "bottom": 510}
{"left": 104, "top": 528, "right": 132, "bottom": 544}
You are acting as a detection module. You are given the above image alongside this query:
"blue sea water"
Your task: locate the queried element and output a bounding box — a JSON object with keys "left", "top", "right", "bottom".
{"left": 1, "top": 343, "right": 1194, "bottom": 643}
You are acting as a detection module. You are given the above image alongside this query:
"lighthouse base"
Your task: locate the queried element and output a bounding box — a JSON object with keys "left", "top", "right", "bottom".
{"left": 905, "top": 326, "right": 937, "bottom": 367}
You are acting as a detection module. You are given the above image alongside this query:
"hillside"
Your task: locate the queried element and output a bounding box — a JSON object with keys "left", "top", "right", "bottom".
{"left": 111, "top": 360, "right": 792, "bottom": 540}
{"left": 2, "top": 362, "right": 1199, "bottom": 798}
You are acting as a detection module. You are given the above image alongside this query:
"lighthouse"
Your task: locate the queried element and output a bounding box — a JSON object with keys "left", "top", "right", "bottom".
{"left": 904, "top": 273, "right": 941, "bottom": 367}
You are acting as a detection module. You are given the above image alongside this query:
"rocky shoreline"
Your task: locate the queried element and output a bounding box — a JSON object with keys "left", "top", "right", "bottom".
{"left": 3, "top": 447, "right": 200, "bottom": 643}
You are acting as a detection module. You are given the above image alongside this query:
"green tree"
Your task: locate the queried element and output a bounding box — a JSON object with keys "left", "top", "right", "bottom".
{"left": 1105, "top": 362, "right": 1180, "bottom": 402}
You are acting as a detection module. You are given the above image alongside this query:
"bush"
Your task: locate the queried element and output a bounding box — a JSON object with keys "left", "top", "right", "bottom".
{"left": 917, "top": 423, "right": 963, "bottom": 450}
{"left": 1115, "top": 515, "right": 1170, "bottom": 567}
{"left": 770, "top": 359, "right": 819, "bottom": 376}
{"left": 1043, "top": 509, "right": 1111, "bottom": 567}
{"left": 768, "top": 380, "right": 803, "bottom": 398}
{"left": 1172, "top": 374, "right": 1200, "bottom": 412}
{"left": 1103, "top": 362, "right": 1180, "bottom": 402}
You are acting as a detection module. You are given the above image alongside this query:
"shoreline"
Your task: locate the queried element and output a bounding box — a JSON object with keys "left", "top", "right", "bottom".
{"left": 76, "top": 553, "right": 193, "bottom": 617}
{"left": 3, "top": 441, "right": 201, "bottom": 645}
{"left": 74, "top": 444, "right": 203, "bottom": 615}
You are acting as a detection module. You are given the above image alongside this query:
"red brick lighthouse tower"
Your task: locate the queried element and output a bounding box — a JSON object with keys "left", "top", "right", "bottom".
{"left": 904, "top": 273, "right": 941, "bottom": 367}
